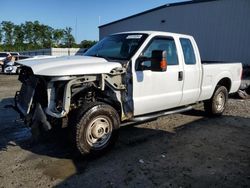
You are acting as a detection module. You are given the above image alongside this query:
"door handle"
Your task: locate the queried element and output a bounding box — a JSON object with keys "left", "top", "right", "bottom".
{"left": 178, "top": 71, "right": 183, "bottom": 81}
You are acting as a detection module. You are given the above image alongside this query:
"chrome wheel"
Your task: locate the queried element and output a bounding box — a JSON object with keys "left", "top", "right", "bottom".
{"left": 86, "top": 116, "right": 112, "bottom": 149}
{"left": 215, "top": 91, "right": 225, "bottom": 111}
{"left": 204, "top": 86, "right": 228, "bottom": 116}
{"left": 73, "top": 102, "right": 120, "bottom": 156}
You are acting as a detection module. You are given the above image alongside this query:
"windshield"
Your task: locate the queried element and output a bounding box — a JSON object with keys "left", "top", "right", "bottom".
{"left": 84, "top": 33, "right": 148, "bottom": 60}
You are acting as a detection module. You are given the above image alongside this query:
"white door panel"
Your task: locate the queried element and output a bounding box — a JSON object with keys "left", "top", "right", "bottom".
{"left": 132, "top": 36, "right": 184, "bottom": 116}
{"left": 179, "top": 38, "right": 202, "bottom": 105}
{"left": 133, "top": 66, "right": 182, "bottom": 116}
{"left": 180, "top": 65, "right": 201, "bottom": 105}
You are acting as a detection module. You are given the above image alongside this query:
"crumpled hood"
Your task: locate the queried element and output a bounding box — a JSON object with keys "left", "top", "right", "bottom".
{"left": 17, "top": 56, "right": 122, "bottom": 76}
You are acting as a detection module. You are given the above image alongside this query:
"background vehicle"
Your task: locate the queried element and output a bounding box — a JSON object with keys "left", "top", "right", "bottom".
{"left": 1, "top": 55, "right": 56, "bottom": 74}
{"left": 14, "top": 31, "right": 242, "bottom": 156}
{"left": 0, "top": 52, "right": 20, "bottom": 73}
{"left": 0, "top": 52, "right": 19, "bottom": 61}
{"left": 1, "top": 55, "right": 30, "bottom": 74}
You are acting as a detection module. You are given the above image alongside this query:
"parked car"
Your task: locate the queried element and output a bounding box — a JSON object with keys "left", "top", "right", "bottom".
{"left": 1, "top": 55, "right": 56, "bottom": 74}
{"left": 14, "top": 31, "right": 242, "bottom": 156}
{"left": 0, "top": 52, "right": 20, "bottom": 73}
{"left": 0, "top": 52, "right": 19, "bottom": 61}
{"left": 0, "top": 54, "right": 30, "bottom": 74}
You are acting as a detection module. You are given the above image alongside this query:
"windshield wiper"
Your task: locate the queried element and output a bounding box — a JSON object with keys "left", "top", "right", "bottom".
{"left": 89, "top": 54, "right": 109, "bottom": 61}
{"left": 93, "top": 54, "right": 121, "bottom": 61}
{"left": 88, "top": 54, "right": 128, "bottom": 61}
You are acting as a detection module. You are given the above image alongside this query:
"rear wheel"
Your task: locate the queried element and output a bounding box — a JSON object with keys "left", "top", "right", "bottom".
{"left": 71, "top": 102, "right": 120, "bottom": 156}
{"left": 204, "top": 85, "right": 228, "bottom": 116}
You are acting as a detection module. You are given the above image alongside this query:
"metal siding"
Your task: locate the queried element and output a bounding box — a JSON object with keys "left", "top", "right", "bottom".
{"left": 99, "top": 0, "right": 250, "bottom": 65}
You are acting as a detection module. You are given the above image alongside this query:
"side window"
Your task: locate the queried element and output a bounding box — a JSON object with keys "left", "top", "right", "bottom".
{"left": 180, "top": 38, "right": 196, "bottom": 65}
{"left": 142, "top": 37, "right": 179, "bottom": 67}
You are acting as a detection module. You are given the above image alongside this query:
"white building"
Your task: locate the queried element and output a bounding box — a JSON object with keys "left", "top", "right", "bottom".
{"left": 21, "top": 48, "right": 86, "bottom": 56}
{"left": 99, "top": 0, "right": 250, "bottom": 65}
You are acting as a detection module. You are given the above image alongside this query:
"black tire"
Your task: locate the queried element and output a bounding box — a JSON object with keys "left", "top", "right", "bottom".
{"left": 71, "top": 102, "right": 120, "bottom": 156}
{"left": 204, "top": 85, "right": 228, "bottom": 116}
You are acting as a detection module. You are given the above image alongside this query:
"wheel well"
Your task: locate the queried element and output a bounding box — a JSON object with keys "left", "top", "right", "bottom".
{"left": 95, "top": 90, "right": 122, "bottom": 116}
{"left": 217, "top": 77, "right": 231, "bottom": 92}
{"left": 72, "top": 87, "right": 122, "bottom": 117}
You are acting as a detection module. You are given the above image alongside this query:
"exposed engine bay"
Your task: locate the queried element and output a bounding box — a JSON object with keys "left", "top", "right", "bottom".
{"left": 15, "top": 65, "right": 133, "bottom": 130}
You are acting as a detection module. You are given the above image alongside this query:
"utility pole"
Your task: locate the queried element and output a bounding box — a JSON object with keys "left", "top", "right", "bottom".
{"left": 99, "top": 16, "right": 101, "bottom": 26}
{"left": 75, "top": 17, "right": 78, "bottom": 43}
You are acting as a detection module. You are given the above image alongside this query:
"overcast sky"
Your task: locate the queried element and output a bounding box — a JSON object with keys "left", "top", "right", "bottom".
{"left": 0, "top": 0, "right": 189, "bottom": 42}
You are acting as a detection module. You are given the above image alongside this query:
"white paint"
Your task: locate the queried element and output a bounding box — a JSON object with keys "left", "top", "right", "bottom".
{"left": 18, "top": 56, "right": 122, "bottom": 76}
{"left": 18, "top": 31, "right": 242, "bottom": 117}
{"left": 130, "top": 31, "right": 242, "bottom": 115}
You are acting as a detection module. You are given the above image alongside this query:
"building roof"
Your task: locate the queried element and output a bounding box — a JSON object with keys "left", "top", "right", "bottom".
{"left": 99, "top": 0, "right": 218, "bottom": 28}
{"left": 112, "top": 30, "right": 192, "bottom": 38}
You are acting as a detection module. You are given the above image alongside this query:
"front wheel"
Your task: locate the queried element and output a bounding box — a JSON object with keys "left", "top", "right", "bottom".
{"left": 71, "top": 102, "right": 120, "bottom": 156}
{"left": 204, "top": 85, "right": 228, "bottom": 116}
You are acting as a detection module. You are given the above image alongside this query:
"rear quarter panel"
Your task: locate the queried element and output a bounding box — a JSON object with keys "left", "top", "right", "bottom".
{"left": 199, "top": 63, "right": 242, "bottom": 101}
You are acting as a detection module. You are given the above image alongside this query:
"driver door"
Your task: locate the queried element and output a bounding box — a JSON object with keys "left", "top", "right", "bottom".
{"left": 132, "top": 37, "right": 183, "bottom": 116}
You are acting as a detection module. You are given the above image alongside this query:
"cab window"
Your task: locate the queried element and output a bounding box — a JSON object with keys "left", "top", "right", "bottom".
{"left": 180, "top": 38, "right": 196, "bottom": 65}
{"left": 141, "top": 37, "right": 179, "bottom": 68}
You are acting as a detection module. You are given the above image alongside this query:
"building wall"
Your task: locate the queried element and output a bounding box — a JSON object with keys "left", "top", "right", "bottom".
{"left": 99, "top": 0, "right": 250, "bottom": 65}
{"left": 20, "top": 48, "right": 86, "bottom": 56}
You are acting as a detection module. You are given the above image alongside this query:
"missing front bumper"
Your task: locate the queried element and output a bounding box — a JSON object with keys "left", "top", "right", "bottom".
{"left": 15, "top": 77, "right": 38, "bottom": 116}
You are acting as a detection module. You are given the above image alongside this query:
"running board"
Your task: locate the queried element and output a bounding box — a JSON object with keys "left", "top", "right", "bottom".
{"left": 121, "top": 106, "right": 193, "bottom": 126}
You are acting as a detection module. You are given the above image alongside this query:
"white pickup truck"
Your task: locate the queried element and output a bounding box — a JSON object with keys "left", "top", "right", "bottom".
{"left": 14, "top": 31, "right": 242, "bottom": 156}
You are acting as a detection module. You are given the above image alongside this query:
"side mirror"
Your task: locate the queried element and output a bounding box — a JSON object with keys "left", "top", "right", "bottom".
{"left": 151, "top": 50, "right": 167, "bottom": 72}
{"left": 136, "top": 56, "right": 151, "bottom": 71}
{"left": 137, "top": 55, "right": 149, "bottom": 62}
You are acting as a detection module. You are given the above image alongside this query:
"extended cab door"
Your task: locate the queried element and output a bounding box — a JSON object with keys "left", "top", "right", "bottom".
{"left": 178, "top": 37, "right": 202, "bottom": 105}
{"left": 132, "top": 36, "right": 184, "bottom": 116}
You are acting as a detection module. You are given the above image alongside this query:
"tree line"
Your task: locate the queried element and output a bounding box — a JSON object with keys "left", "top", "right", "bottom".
{"left": 0, "top": 21, "right": 97, "bottom": 51}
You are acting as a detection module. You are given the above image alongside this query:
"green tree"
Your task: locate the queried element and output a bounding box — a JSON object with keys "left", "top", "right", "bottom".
{"left": 40, "top": 24, "right": 54, "bottom": 48}
{"left": 53, "top": 29, "right": 64, "bottom": 47}
{"left": 0, "top": 25, "right": 2, "bottom": 44}
{"left": 13, "top": 24, "right": 25, "bottom": 51}
{"left": 1, "top": 21, "right": 15, "bottom": 46}
{"left": 32, "top": 20, "right": 41, "bottom": 47}
{"left": 0, "top": 21, "right": 80, "bottom": 51}
{"left": 23, "top": 21, "right": 34, "bottom": 45}
{"left": 0, "top": 25, "right": 2, "bottom": 51}
{"left": 63, "top": 27, "right": 75, "bottom": 48}
{"left": 79, "top": 40, "right": 97, "bottom": 49}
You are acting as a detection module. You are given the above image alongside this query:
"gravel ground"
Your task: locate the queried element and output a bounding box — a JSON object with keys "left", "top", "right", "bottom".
{"left": 0, "top": 74, "right": 249, "bottom": 188}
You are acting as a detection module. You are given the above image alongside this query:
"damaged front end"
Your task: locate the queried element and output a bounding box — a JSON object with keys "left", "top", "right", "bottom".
{"left": 15, "top": 67, "right": 80, "bottom": 131}
{"left": 15, "top": 67, "right": 52, "bottom": 131}
{"left": 14, "top": 65, "right": 133, "bottom": 132}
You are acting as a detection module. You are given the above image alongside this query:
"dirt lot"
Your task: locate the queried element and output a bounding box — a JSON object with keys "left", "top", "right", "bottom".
{"left": 0, "top": 75, "right": 249, "bottom": 188}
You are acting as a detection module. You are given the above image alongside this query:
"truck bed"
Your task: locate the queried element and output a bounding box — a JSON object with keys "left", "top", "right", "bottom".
{"left": 198, "top": 62, "right": 242, "bottom": 101}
